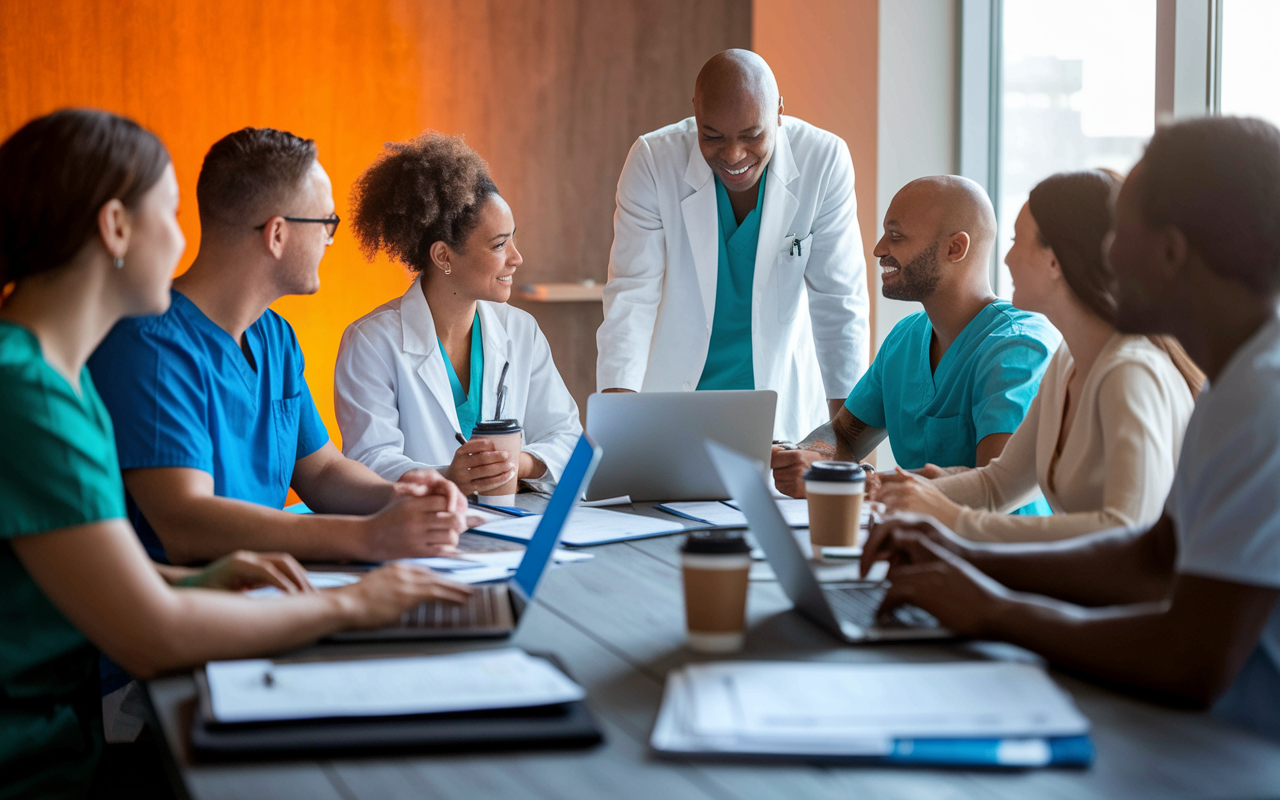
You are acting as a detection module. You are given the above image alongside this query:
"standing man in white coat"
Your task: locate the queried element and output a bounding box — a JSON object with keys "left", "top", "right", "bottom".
{"left": 596, "top": 49, "right": 869, "bottom": 442}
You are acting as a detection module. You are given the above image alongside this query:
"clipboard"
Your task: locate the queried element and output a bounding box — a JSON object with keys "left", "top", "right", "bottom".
{"left": 189, "top": 653, "right": 603, "bottom": 761}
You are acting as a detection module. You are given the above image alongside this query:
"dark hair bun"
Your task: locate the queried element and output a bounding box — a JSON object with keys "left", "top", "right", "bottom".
{"left": 350, "top": 132, "right": 498, "bottom": 272}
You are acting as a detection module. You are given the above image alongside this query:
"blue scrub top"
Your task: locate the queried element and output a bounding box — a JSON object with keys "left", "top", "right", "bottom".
{"left": 697, "top": 167, "right": 768, "bottom": 390}
{"left": 845, "top": 301, "right": 1060, "bottom": 515}
{"left": 88, "top": 290, "right": 331, "bottom": 561}
{"left": 440, "top": 312, "right": 485, "bottom": 438}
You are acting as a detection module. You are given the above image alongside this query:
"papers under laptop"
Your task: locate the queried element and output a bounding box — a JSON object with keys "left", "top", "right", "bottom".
{"left": 329, "top": 433, "right": 603, "bottom": 641}
{"left": 651, "top": 660, "right": 1094, "bottom": 767}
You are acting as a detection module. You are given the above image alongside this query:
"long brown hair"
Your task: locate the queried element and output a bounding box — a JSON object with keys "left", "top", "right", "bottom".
{"left": 1028, "top": 169, "right": 1205, "bottom": 397}
{"left": 0, "top": 108, "right": 170, "bottom": 290}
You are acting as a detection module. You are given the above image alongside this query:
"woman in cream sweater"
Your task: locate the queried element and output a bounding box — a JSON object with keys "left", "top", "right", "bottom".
{"left": 877, "top": 169, "right": 1200, "bottom": 542}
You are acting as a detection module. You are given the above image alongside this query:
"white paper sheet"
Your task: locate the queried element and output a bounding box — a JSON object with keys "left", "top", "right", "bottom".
{"left": 657, "top": 501, "right": 748, "bottom": 527}
{"left": 723, "top": 497, "right": 812, "bottom": 527}
{"left": 245, "top": 571, "right": 360, "bottom": 598}
{"left": 580, "top": 495, "right": 633, "bottom": 507}
{"left": 459, "top": 549, "right": 594, "bottom": 569}
{"left": 473, "top": 506, "right": 685, "bottom": 546}
{"left": 652, "top": 660, "right": 1090, "bottom": 758}
{"left": 685, "top": 661, "right": 1089, "bottom": 741}
{"left": 205, "top": 648, "right": 585, "bottom": 723}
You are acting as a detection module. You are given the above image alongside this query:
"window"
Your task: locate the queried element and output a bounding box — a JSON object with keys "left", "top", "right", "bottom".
{"left": 1220, "top": 0, "right": 1280, "bottom": 126}
{"left": 994, "top": 0, "right": 1158, "bottom": 297}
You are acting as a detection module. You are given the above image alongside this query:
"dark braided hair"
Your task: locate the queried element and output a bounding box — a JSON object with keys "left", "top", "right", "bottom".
{"left": 350, "top": 132, "right": 499, "bottom": 272}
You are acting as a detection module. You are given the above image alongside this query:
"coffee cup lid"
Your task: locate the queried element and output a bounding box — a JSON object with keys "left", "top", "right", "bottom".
{"left": 804, "top": 461, "right": 865, "bottom": 483}
{"left": 682, "top": 530, "right": 751, "bottom": 555}
{"left": 472, "top": 419, "right": 522, "bottom": 435}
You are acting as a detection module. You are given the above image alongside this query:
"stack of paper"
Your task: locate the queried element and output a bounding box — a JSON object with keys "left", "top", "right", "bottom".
{"left": 473, "top": 506, "right": 686, "bottom": 546}
{"left": 203, "top": 648, "right": 585, "bottom": 723}
{"left": 651, "top": 660, "right": 1093, "bottom": 767}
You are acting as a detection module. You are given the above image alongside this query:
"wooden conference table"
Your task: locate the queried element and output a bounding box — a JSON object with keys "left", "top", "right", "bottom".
{"left": 146, "top": 500, "right": 1280, "bottom": 800}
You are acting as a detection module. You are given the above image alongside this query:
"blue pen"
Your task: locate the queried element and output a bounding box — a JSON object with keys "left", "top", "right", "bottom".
{"left": 471, "top": 501, "right": 535, "bottom": 517}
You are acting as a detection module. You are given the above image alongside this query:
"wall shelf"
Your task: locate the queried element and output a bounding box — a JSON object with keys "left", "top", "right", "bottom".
{"left": 516, "top": 282, "right": 604, "bottom": 303}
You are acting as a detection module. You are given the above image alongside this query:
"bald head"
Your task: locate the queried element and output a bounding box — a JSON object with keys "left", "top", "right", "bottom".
{"left": 694, "top": 49, "right": 780, "bottom": 111}
{"left": 875, "top": 176, "right": 997, "bottom": 302}
{"left": 896, "top": 175, "right": 997, "bottom": 255}
{"left": 692, "top": 51, "right": 783, "bottom": 194}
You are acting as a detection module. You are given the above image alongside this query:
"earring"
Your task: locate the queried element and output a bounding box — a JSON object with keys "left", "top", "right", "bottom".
{"left": 444, "top": 267, "right": 451, "bottom": 275}
{"left": 112, "top": 256, "right": 125, "bottom": 270}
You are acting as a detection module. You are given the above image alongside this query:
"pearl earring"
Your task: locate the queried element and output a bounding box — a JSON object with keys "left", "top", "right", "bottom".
{"left": 113, "top": 256, "right": 125, "bottom": 270}
{"left": 444, "top": 267, "right": 451, "bottom": 275}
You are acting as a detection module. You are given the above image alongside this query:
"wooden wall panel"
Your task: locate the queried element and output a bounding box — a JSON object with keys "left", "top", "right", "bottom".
{"left": 0, "top": 0, "right": 750, "bottom": 442}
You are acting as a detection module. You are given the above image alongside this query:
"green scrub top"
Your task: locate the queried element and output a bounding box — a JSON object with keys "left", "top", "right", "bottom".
{"left": 697, "top": 167, "right": 768, "bottom": 390}
{"left": 844, "top": 302, "right": 1061, "bottom": 516}
{"left": 0, "top": 320, "right": 127, "bottom": 798}
{"left": 439, "top": 312, "right": 485, "bottom": 438}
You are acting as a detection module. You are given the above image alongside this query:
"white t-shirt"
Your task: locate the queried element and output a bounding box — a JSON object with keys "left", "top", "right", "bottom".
{"left": 1166, "top": 313, "right": 1280, "bottom": 698}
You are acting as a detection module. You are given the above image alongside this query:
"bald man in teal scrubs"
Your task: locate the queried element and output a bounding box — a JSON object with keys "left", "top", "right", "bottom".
{"left": 773, "top": 176, "right": 1059, "bottom": 516}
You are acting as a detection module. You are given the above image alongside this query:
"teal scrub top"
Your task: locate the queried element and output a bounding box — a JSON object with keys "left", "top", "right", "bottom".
{"left": 697, "top": 167, "right": 768, "bottom": 390}
{"left": 1, "top": 321, "right": 124, "bottom": 798}
{"left": 440, "top": 312, "right": 484, "bottom": 437}
{"left": 845, "top": 301, "right": 1060, "bottom": 516}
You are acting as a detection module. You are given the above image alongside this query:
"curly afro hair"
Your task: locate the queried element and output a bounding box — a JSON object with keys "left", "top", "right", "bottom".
{"left": 350, "top": 132, "right": 499, "bottom": 273}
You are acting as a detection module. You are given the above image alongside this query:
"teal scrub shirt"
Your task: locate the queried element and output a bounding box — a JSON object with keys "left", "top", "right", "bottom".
{"left": 1, "top": 321, "right": 124, "bottom": 799}
{"left": 440, "top": 312, "right": 484, "bottom": 437}
{"left": 845, "top": 301, "right": 1060, "bottom": 515}
{"left": 697, "top": 167, "right": 768, "bottom": 390}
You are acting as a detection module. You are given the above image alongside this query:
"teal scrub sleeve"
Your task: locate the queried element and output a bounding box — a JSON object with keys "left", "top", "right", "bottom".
{"left": 843, "top": 354, "right": 887, "bottom": 429}
{"left": 970, "top": 331, "right": 1055, "bottom": 442}
{"left": 0, "top": 368, "right": 125, "bottom": 537}
{"left": 89, "top": 321, "right": 216, "bottom": 474}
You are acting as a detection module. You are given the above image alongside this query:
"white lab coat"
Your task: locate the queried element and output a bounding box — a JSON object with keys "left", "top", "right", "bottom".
{"left": 334, "top": 277, "right": 582, "bottom": 489}
{"left": 596, "top": 116, "right": 870, "bottom": 442}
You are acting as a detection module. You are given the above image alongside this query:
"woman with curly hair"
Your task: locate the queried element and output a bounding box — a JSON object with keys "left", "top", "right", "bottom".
{"left": 335, "top": 132, "right": 581, "bottom": 496}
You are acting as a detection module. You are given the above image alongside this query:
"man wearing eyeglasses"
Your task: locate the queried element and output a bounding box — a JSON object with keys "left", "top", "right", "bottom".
{"left": 87, "top": 127, "right": 470, "bottom": 570}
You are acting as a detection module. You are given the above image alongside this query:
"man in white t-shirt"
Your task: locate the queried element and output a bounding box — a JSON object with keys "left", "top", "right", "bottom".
{"left": 862, "top": 116, "right": 1280, "bottom": 738}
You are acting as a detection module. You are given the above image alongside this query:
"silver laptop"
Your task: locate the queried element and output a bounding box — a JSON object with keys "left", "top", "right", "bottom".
{"left": 330, "top": 434, "right": 603, "bottom": 641}
{"left": 705, "top": 440, "right": 952, "bottom": 643}
{"left": 584, "top": 390, "right": 776, "bottom": 501}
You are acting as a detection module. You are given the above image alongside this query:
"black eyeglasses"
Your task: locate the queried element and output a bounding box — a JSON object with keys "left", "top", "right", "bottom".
{"left": 254, "top": 214, "right": 341, "bottom": 240}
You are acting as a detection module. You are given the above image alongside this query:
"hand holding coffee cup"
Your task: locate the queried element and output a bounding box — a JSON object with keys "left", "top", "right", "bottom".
{"left": 804, "top": 461, "right": 866, "bottom": 561}
{"left": 461, "top": 419, "right": 523, "bottom": 504}
{"left": 681, "top": 530, "right": 752, "bottom": 653}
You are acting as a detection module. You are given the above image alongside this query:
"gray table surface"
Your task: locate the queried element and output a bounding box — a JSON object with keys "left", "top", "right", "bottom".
{"left": 146, "top": 500, "right": 1280, "bottom": 799}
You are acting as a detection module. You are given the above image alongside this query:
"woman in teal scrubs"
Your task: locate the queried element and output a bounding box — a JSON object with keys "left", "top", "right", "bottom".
{"left": 0, "top": 109, "right": 471, "bottom": 799}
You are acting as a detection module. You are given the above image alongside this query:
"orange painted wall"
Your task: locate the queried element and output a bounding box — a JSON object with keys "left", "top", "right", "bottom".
{"left": 0, "top": 0, "right": 449, "bottom": 442}
{"left": 753, "top": 0, "right": 879, "bottom": 334}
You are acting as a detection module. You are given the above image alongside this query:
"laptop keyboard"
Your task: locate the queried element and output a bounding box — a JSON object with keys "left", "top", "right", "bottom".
{"left": 823, "top": 584, "right": 940, "bottom": 630}
{"left": 398, "top": 584, "right": 512, "bottom": 629}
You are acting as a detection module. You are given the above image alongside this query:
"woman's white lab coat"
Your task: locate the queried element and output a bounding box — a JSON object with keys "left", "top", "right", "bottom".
{"left": 334, "top": 277, "right": 582, "bottom": 489}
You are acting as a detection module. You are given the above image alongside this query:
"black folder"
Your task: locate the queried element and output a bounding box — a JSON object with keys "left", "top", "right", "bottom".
{"left": 189, "top": 656, "right": 604, "bottom": 761}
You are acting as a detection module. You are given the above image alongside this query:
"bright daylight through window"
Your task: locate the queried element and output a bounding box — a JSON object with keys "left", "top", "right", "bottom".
{"left": 996, "top": 0, "right": 1156, "bottom": 298}
{"left": 1221, "top": 0, "right": 1280, "bottom": 128}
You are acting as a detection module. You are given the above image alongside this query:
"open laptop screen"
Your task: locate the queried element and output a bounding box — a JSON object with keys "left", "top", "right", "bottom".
{"left": 511, "top": 434, "right": 601, "bottom": 598}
